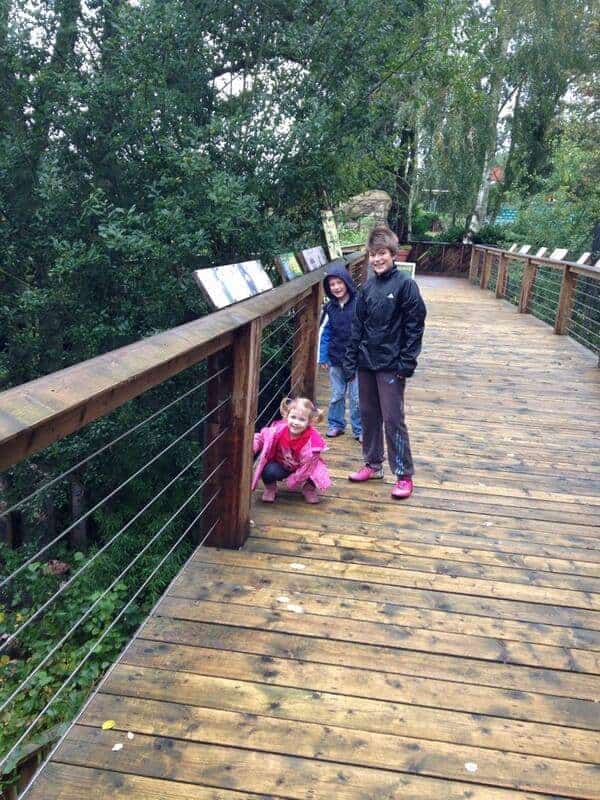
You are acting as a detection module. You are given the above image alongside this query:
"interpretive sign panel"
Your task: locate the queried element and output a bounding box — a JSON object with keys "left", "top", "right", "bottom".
{"left": 193, "top": 260, "right": 273, "bottom": 309}
{"left": 275, "top": 252, "right": 305, "bottom": 282}
{"left": 298, "top": 246, "right": 328, "bottom": 272}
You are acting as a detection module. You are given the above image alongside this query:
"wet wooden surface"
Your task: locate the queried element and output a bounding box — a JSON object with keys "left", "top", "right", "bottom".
{"left": 27, "top": 277, "right": 600, "bottom": 799}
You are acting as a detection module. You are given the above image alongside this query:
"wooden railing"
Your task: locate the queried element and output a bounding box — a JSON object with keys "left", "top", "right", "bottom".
{"left": 0, "top": 264, "right": 334, "bottom": 796}
{"left": 0, "top": 268, "right": 328, "bottom": 549}
{"left": 470, "top": 245, "right": 600, "bottom": 357}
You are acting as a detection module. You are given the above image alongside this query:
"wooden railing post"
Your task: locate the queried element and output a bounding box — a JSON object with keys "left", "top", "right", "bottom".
{"left": 518, "top": 258, "right": 537, "bottom": 313}
{"left": 291, "top": 283, "right": 322, "bottom": 400}
{"left": 468, "top": 247, "right": 478, "bottom": 281}
{"left": 496, "top": 253, "right": 508, "bottom": 298}
{"left": 480, "top": 250, "right": 491, "bottom": 290}
{"left": 555, "top": 265, "right": 578, "bottom": 334}
{"left": 204, "top": 319, "right": 261, "bottom": 549}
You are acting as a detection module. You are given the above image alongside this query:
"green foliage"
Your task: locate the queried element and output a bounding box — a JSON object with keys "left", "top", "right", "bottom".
{"left": 440, "top": 224, "right": 466, "bottom": 244}
{"left": 501, "top": 116, "right": 600, "bottom": 254}
{"left": 470, "top": 223, "right": 510, "bottom": 246}
{"left": 411, "top": 205, "right": 440, "bottom": 238}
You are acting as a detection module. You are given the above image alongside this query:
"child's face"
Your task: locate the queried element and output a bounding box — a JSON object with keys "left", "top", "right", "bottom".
{"left": 368, "top": 247, "right": 394, "bottom": 276}
{"left": 287, "top": 405, "right": 311, "bottom": 437}
{"left": 327, "top": 276, "right": 349, "bottom": 301}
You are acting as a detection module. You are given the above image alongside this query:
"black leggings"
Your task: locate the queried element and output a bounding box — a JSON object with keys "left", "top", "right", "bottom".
{"left": 262, "top": 461, "right": 291, "bottom": 485}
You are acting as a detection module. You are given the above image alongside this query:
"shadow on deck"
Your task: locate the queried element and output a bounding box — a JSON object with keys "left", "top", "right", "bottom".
{"left": 26, "top": 277, "right": 600, "bottom": 799}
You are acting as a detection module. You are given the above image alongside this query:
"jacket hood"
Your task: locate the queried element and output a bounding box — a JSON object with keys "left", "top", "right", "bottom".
{"left": 323, "top": 260, "right": 356, "bottom": 301}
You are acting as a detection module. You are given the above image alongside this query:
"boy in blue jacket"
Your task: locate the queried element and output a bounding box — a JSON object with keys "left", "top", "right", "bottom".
{"left": 343, "top": 225, "right": 426, "bottom": 499}
{"left": 318, "top": 261, "right": 362, "bottom": 441}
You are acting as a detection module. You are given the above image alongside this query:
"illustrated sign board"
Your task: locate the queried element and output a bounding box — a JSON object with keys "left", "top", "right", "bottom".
{"left": 275, "top": 252, "right": 305, "bottom": 282}
{"left": 298, "top": 246, "right": 328, "bottom": 272}
{"left": 193, "top": 260, "right": 273, "bottom": 310}
{"left": 321, "top": 210, "right": 343, "bottom": 260}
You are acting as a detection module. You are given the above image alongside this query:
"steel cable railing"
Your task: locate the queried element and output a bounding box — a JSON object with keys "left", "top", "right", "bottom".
{"left": 16, "top": 507, "right": 221, "bottom": 800}
{"left": 0, "top": 367, "right": 227, "bottom": 522}
{"left": 0, "top": 422, "right": 229, "bottom": 653}
{"left": 526, "top": 267, "right": 562, "bottom": 324}
{"left": 260, "top": 305, "right": 303, "bottom": 349}
{"left": 0, "top": 391, "right": 231, "bottom": 591}
{"left": 0, "top": 453, "right": 226, "bottom": 721}
{"left": 568, "top": 276, "right": 600, "bottom": 355}
{"left": 1, "top": 364, "right": 233, "bottom": 784}
{"left": 0, "top": 476, "right": 225, "bottom": 775}
{"left": 504, "top": 259, "right": 524, "bottom": 306}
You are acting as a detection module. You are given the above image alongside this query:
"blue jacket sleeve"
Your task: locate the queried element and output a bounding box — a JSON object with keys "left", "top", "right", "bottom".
{"left": 318, "top": 311, "right": 331, "bottom": 363}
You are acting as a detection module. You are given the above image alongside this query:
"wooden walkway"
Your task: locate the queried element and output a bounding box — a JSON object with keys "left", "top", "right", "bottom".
{"left": 27, "top": 277, "right": 600, "bottom": 799}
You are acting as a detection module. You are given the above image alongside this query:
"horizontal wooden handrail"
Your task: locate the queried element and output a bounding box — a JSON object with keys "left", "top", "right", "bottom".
{"left": 473, "top": 244, "right": 600, "bottom": 280}
{"left": 0, "top": 266, "right": 328, "bottom": 472}
{"left": 471, "top": 245, "right": 599, "bottom": 353}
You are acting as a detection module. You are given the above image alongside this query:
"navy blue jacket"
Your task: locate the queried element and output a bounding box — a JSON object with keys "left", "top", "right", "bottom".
{"left": 318, "top": 262, "right": 357, "bottom": 368}
{"left": 343, "top": 266, "right": 426, "bottom": 379}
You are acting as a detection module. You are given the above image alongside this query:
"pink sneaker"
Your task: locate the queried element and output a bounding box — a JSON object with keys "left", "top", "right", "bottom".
{"left": 348, "top": 465, "right": 384, "bottom": 482}
{"left": 302, "top": 483, "right": 321, "bottom": 503}
{"left": 391, "top": 476, "right": 413, "bottom": 499}
{"left": 261, "top": 483, "right": 277, "bottom": 503}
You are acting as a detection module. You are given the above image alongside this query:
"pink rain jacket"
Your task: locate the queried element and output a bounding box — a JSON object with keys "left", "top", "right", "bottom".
{"left": 252, "top": 419, "right": 331, "bottom": 492}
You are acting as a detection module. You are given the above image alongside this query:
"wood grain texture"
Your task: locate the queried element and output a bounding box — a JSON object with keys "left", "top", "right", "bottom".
{"left": 25, "top": 276, "right": 600, "bottom": 800}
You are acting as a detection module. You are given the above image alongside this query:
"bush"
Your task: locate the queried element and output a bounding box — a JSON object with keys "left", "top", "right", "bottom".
{"left": 442, "top": 223, "right": 467, "bottom": 243}
{"left": 411, "top": 205, "right": 441, "bottom": 237}
{"left": 471, "top": 223, "right": 510, "bottom": 246}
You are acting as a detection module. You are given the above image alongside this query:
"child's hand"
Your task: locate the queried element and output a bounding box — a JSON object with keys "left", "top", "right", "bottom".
{"left": 319, "top": 362, "right": 328, "bottom": 371}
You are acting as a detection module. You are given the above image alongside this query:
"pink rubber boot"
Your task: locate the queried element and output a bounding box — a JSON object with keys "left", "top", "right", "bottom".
{"left": 302, "top": 482, "right": 321, "bottom": 503}
{"left": 261, "top": 483, "right": 277, "bottom": 503}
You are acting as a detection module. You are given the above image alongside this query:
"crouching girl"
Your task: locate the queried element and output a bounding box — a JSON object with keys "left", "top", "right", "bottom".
{"left": 252, "top": 396, "right": 331, "bottom": 504}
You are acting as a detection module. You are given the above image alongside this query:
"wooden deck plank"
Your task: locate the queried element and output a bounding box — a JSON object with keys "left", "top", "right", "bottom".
{"left": 26, "top": 276, "right": 599, "bottom": 799}
{"left": 74, "top": 694, "right": 600, "bottom": 797}
{"left": 101, "top": 663, "right": 600, "bottom": 761}
{"left": 45, "top": 726, "right": 580, "bottom": 800}
{"left": 169, "top": 562, "right": 600, "bottom": 651}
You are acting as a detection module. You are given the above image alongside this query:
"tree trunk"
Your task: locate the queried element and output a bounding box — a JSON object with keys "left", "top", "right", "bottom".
{"left": 388, "top": 125, "right": 416, "bottom": 243}
{"left": 0, "top": 476, "right": 22, "bottom": 548}
{"left": 69, "top": 472, "right": 88, "bottom": 549}
{"left": 468, "top": 7, "right": 511, "bottom": 235}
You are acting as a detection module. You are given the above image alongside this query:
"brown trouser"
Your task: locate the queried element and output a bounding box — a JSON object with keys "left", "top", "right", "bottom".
{"left": 358, "top": 369, "right": 414, "bottom": 477}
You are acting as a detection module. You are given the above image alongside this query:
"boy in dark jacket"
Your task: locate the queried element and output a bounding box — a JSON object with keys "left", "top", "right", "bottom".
{"left": 318, "top": 261, "right": 362, "bottom": 441}
{"left": 343, "top": 225, "right": 426, "bottom": 498}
